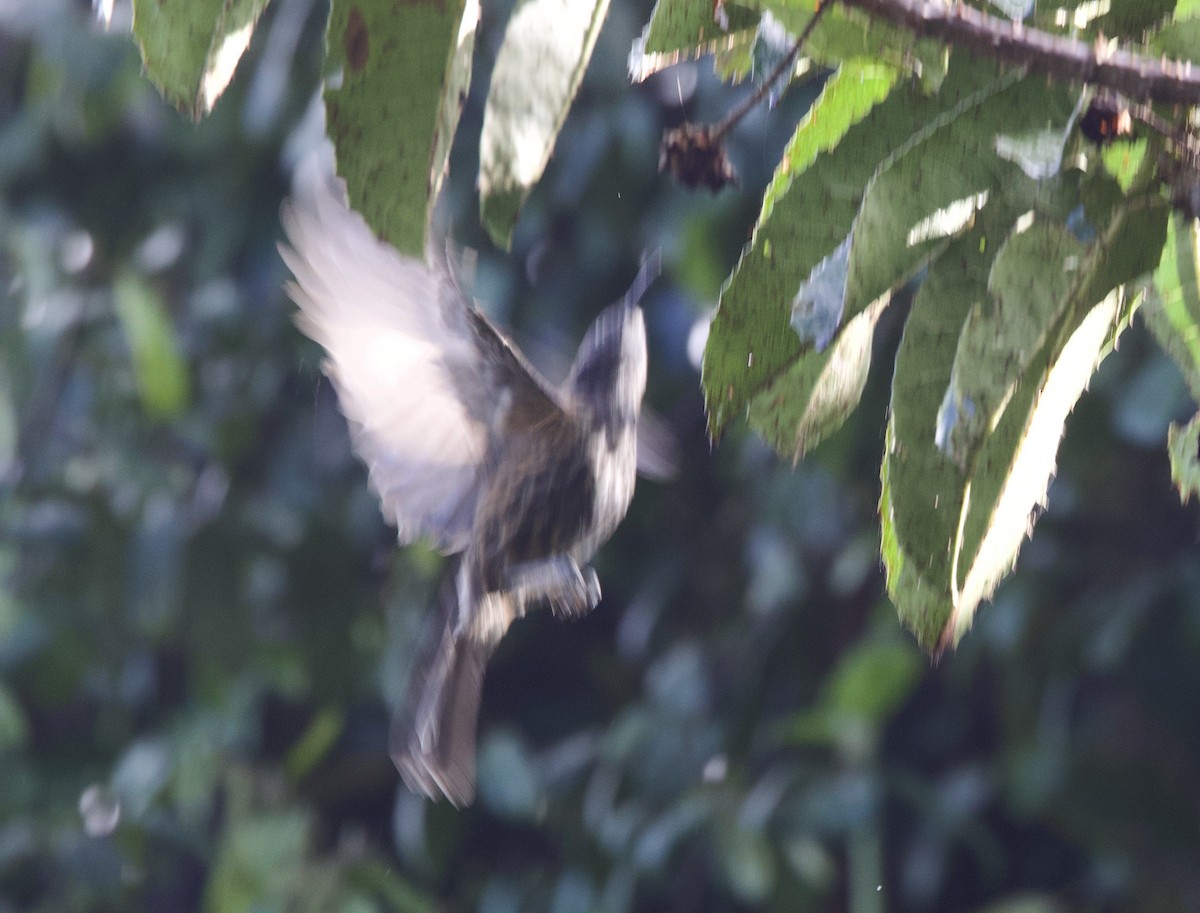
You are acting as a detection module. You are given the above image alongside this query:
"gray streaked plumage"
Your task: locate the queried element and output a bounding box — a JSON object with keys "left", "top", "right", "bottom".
{"left": 280, "top": 161, "right": 647, "bottom": 805}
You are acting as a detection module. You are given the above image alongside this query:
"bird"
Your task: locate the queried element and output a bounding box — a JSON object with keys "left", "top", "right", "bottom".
{"left": 279, "top": 160, "right": 651, "bottom": 805}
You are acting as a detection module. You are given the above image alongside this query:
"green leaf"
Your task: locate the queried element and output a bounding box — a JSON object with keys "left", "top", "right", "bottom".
{"left": 480, "top": 0, "right": 611, "bottom": 248}
{"left": 705, "top": 57, "right": 1080, "bottom": 442}
{"left": 284, "top": 707, "right": 344, "bottom": 782}
{"left": 1168, "top": 411, "right": 1200, "bottom": 503}
{"left": 761, "top": 0, "right": 947, "bottom": 86}
{"left": 633, "top": 0, "right": 759, "bottom": 82}
{"left": 702, "top": 60, "right": 898, "bottom": 438}
{"left": 882, "top": 188, "right": 1167, "bottom": 652}
{"left": 131, "top": 0, "right": 270, "bottom": 119}
{"left": 1101, "top": 138, "right": 1148, "bottom": 193}
{"left": 843, "top": 67, "right": 1078, "bottom": 330}
{"left": 113, "top": 272, "right": 190, "bottom": 419}
{"left": 878, "top": 220, "right": 990, "bottom": 650}
{"left": 1153, "top": 16, "right": 1200, "bottom": 59}
{"left": 747, "top": 297, "right": 886, "bottom": 462}
{"left": 761, "top": 62, "right": 900, "bottom": 222}
{"left": 1145, "top": 214, "right": 1200, "bottom": 399}
{"left": 826, "top": 638, "right": 923, "bottom": 723}
{"left": 325, "top": 0, "right": 477, "bottom": 256}
{"left": 939, "top": 222, "right": 1088, "bottom": 468}
{"left": 1091, "top": 0, "right": 1175, "bottom": 37}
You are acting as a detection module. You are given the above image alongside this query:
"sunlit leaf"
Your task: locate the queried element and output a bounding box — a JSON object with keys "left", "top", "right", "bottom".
{"left": 480, "top": 0, "right": 611, "bottom": 247}
{"left": 702, "top": 60, "right": 897, "bottom": 437}
{"left": 1101, "top": 138, "right": 1148, "bottom": 193}
{"left": 131, "top": 0, "right": 270, "bottom": 119}
{"left": 1148, "top": 17, "right": 1200, "bottom": 67}
{"left": 631, "top": 0, "right": 759, "bottom": 82}
{"left": 325, "top": 0, "right": 478, "bottom": 256}
{"left": 939, "top": 222, "right": 1087, "bottom": 468}
{"left": 747, "top": 296, "right": 886, "bottom": 462}
{"left": 843, "top": 68, "right": 1077, "bottom": 329}
{"left": 882, "top": 186, "right": 1167, "bottom": 652}
{"left": 762, "top": 0, "right": 946, "bottom": 87}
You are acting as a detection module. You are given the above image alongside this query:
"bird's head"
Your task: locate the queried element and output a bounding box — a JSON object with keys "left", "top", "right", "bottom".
{"left": 567, "top": 302, "right": 647, "bottom": 440}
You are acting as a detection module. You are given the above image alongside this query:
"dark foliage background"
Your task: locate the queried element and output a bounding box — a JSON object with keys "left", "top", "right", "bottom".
{"left": 2, "top": 1, "right": 1199, "bottom": 911}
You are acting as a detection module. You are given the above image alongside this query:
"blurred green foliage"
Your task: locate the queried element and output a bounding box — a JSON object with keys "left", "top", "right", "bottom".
{"left": 2, "top": 1, "right": 1200, "bottom": 912}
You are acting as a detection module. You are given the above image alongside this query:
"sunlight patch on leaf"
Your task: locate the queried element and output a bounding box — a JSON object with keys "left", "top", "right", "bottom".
{"left": 948, "top": 290, "right": 1123, "bottom": 646}
{"left": 750, "top": 297, "right": 886, "bottom": 463}
{"left": 906, "top": 191, "right": 989, "bottom": 247}
{"left": 1052, "top": 1, "right": 1111, "bottom": 29}
{"left": 1101, "top": 138, "right": 1148, "bottom": 192}
{"left": 882, "top": 180, "right": 1167, "bottom": 652}
{"left": 200, "top": 21, "right": 254, "bottom": 112}
{"left": 937, "top": 221, "right": 1087, "bottom": 467}
{"left": 131, "top": 0, "right": 270, "bottom": 119}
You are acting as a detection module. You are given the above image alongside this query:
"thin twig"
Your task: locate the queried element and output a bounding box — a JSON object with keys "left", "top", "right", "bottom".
{"left": 840, "top": 0, "right": 1200, "bottom": 107}
{"left": 710, "top": 0, "right": 833, "bottom": 143}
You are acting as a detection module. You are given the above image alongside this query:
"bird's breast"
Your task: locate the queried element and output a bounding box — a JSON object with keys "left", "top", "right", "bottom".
{"left": 574, "top": 428, "right": 637, "bottom": 561}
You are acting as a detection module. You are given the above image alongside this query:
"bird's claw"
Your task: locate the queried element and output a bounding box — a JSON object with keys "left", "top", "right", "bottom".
{"left": 506, "top": 555, "right": 601, "bottom": 621}
{"left": 552, "top": 565, "right": 600, "bottom": 621}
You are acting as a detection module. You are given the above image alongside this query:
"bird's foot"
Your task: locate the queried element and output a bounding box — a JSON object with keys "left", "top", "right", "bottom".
{"left": 506, "top": 555, "right": 601, "bottom": 621}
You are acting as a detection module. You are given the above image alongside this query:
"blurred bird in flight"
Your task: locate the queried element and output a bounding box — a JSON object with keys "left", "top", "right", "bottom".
{"left": 280, "top": 157, "right": 655, "bottom": 805}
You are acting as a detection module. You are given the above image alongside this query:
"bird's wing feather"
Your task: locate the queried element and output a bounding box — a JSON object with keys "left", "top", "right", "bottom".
{"left": 280, "top": 173, "right": 558, "bottom": 552}
{"left": 465, "top": 308, "right": 565, "bottom": 439}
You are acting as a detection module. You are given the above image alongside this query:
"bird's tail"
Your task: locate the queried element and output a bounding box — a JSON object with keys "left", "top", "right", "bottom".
{"left": 390, "top": 561, "right": 490, "bottom": 806}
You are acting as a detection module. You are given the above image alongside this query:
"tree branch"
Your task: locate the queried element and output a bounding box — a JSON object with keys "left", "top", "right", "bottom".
{"left": 841, "top": 0, "right": 1200, "bottom": 107}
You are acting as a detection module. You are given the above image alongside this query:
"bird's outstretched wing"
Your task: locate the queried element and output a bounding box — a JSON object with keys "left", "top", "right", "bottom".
{"left": 280, "top": 162, "right": 562, "bottom": 552}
